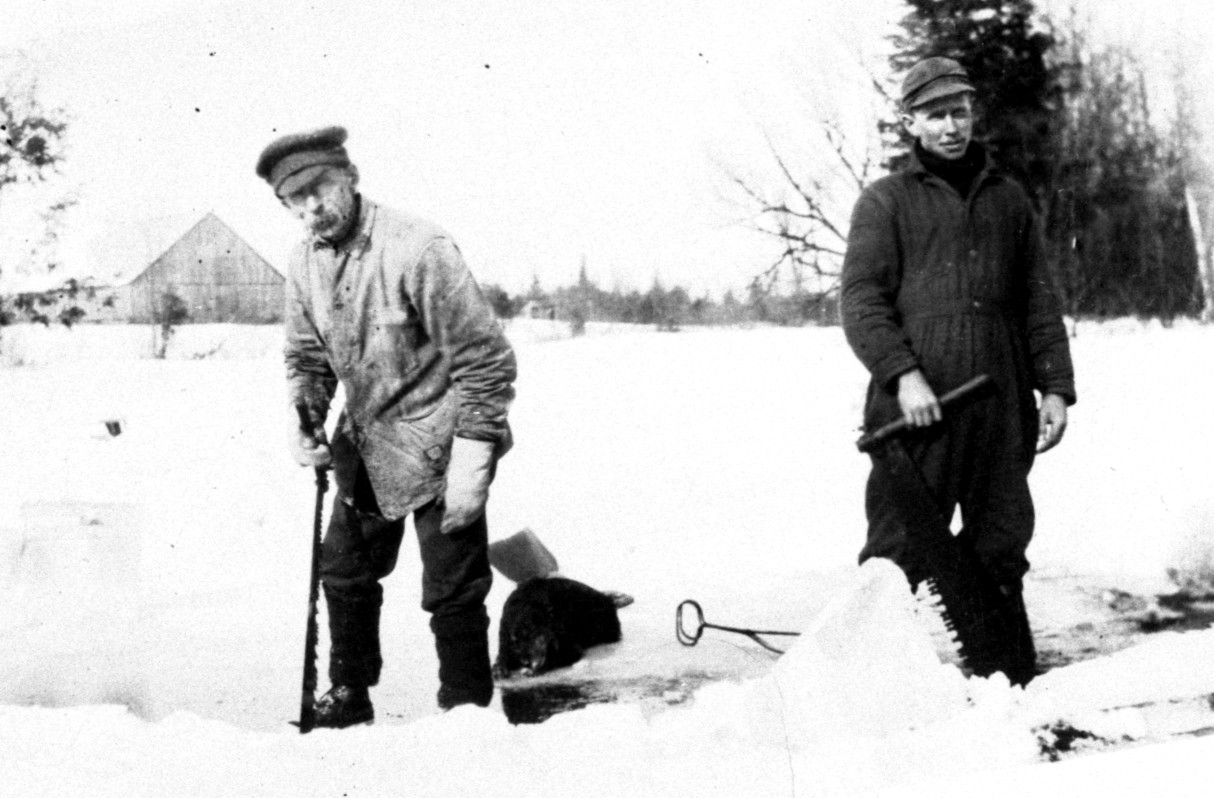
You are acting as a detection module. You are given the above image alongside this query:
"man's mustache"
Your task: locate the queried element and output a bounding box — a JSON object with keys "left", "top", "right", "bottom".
{"left": 307, "top": 213, "right": 341, "bottom": 229}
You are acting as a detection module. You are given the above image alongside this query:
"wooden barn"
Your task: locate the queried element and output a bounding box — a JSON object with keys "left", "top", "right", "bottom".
{"left": 112, "top": 212, "right": 285, "bottom": 324}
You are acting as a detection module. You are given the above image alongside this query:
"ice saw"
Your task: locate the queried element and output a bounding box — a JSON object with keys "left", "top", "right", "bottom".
{"left": 855, "top": 374, "right": 1037, "bottom": 686}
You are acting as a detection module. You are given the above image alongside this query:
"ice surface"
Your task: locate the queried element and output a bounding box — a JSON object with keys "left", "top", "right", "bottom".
{"left": 3, "top": 320, "right": 1214, "bottom": 796}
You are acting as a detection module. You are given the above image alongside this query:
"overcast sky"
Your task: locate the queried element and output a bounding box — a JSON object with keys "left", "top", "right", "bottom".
{"left": 2, "top": 0, "right": 1211, "bottom": 298}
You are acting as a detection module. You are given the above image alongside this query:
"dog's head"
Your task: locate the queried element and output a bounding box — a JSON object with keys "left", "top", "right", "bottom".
{"left": 514, "top": 629, "right": 555, "bottom": 676}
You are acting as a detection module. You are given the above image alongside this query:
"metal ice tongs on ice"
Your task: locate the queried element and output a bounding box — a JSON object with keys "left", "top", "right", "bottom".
{"left": 675, "top": 599, "right": 801, "bottom": 654}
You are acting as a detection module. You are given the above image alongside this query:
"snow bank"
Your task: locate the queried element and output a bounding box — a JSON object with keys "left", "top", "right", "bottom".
{"left": 6, "top": 592, "right": 1214, "bottom": 797}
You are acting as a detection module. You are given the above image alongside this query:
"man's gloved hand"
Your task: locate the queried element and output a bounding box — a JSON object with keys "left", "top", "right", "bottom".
{"left": 289, "top": 409, "right": 332, "bottom": 468}
{"left": 441, "top": 437, "right": 495, "bottom": 534}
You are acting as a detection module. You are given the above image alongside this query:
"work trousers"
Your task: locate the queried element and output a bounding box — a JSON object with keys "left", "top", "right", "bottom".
{"left": 319, "top": 485, "right": 493, "bottom": 689}
{"left": 858, "top": 398, "right": 1037, "bottom": 590}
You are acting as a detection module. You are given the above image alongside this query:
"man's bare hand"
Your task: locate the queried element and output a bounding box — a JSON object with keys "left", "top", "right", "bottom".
{"left": 897, "top": 369, "right": 942, "bottom": 427}
{"left": 1037, "top": 393, "right": 1068, "bottom": 453}
{"left": 289, "top": 416, "right": 332, "bottom": 468}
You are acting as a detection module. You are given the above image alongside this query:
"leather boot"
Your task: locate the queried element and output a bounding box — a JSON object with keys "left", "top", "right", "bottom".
{"left": 313, "top": 684, "right": 374, "bottom": 728}
{"left": 999, "top": 582, "right": 1038, "bottom": 687}
{"left": 433, "top": 613, "right": 494, "bottom": 710}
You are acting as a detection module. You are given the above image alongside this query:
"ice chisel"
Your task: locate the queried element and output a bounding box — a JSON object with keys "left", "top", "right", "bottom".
{"left": 293, "top": 403, "right": 328, "bottom": 733}
{"left": 854, "top": 373, "right": 1035, "bottom": 685}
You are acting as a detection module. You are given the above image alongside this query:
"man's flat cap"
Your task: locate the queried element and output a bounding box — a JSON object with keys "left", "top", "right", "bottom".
{"left": 255, "top": 126, "right": 351, "bottom": 197}
{"left": 901, "top": 57, "right": 975, "bottom": 109}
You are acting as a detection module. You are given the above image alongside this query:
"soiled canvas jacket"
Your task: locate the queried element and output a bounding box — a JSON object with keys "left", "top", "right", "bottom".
{"left": 841, "top": 148, "right": 1075, "bottom": 432}
{"left": 285, "top": 197, "right": 517, "bottom": 519}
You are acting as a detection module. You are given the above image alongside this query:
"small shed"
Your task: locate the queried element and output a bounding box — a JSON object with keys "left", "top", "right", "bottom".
{"left": 113, "top": 212, "right": 285, "bottom": 324}
{"left": 520, "top": 299, "right": 556, "bottom": 320}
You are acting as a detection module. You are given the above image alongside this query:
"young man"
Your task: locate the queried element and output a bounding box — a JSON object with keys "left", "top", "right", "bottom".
{"left": 256, "top": 126, "right": 517, "bottom": 726}
{"left": 840, "top": 58, "right": 1075, "bottom": 682}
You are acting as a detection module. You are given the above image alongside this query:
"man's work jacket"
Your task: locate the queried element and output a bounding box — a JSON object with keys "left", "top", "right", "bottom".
{"left": 284, "top": 197, "right": 517, "bottom": 519}
{"left": 841, "top": 148, "right": 1075, "bottom": 436}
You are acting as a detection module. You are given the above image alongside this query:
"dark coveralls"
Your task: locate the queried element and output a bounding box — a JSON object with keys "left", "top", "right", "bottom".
{"left": 285, "top": 197, "right": 517, "bottom": 704}
{"left": 841, "top": 145, "right": 1075, "bottom": 591}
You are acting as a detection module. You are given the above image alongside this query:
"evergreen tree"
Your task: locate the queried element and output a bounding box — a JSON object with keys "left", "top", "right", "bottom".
{"left": 884, "top": 0, "right": 1057, "bottom": 208}
{"left": 1, "top": 51, "right": 70, "bottom": 334}
{"left": 0, "top": 54, "right": 67, "bottom": 201}
{"left": 1047, "top": 32, "right": 1201, "bottom": 320}
{"left": 571, "top": 256, "right": 599, "bottom": 323}
{"left": 525, "top": 274, "right": 545, "bottom": 302}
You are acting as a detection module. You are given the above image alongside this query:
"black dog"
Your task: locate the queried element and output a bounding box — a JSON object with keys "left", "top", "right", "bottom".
{"left": 493, "top": 576, "right": 633, "bottom": 679}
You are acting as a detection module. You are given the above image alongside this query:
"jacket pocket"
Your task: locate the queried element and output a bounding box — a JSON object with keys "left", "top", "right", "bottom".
{"left": 371, "top": 306, "right": 424, "bottom": 376}
{"left": 392, "top": 391, "right": 456, "bottom": 476}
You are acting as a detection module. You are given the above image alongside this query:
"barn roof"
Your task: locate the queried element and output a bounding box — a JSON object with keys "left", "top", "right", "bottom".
{"left": 1, "top": 210, "right": 293, "bottom": 296}
{"left": 88, "top": 212, "right": 200, "bottom": 286}
{"left": 87, "top": 211, "right": 285, "bottom": 288}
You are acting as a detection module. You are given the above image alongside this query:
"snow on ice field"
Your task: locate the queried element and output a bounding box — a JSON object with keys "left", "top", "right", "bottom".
{"left": 2, "top": 319, "right": 1214, "bottom": 796}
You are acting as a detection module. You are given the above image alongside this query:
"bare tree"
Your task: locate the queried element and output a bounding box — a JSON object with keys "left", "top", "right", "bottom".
{"left": 721, "top": 115, "right": 880, "bottom": 305}
{"left": 712, "top": 22, "right": 893, "bottom": 323}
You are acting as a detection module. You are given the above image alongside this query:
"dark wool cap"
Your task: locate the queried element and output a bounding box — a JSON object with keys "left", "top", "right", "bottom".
{"left": 901, "top": 57, "right": 975, "bottom": 109}
{"left": 255, "top": 126, "right": 351, "bottom": 197}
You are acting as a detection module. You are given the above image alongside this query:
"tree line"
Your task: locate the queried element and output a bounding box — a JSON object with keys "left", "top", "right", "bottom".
{"left": 734, "top": 0, "right": 1212, "bottom": 326}
{"left": 6, "top": 5, "right": 1214, "bottom": 333}
{"left": 481, "top": 262, "right": 840, "bottom": 333}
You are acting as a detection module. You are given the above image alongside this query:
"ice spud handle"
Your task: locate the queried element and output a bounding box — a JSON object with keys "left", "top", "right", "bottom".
{"left": 292, "top": 401, "right": 327, "bottom": 733}
{"left": 855, "top": 374, "right": 996, "bottom": 454}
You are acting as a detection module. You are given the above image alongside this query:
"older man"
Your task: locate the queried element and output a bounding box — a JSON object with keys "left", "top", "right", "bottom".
{"left": 256, "top": 126, "right": 517, "bottom": 725}
{"left": 841, "top": 58, "right": 1075, "bottom": 684}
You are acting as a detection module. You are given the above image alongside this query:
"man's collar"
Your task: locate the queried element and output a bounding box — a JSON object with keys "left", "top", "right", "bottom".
{"left": 908, "top": 141, "right": 992, "bottom": 178}
{"left": 311, "top": 195, "right": 374, "bottom": 253}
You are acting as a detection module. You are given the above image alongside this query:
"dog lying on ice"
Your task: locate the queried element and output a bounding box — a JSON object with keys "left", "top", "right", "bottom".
{"left": 493, "top": 576, "right": 634, "bottom": 679}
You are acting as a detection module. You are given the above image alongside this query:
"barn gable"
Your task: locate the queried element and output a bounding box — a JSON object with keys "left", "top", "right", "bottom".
{"left": 119, "top": 212, "right": 285, "bottom": 324}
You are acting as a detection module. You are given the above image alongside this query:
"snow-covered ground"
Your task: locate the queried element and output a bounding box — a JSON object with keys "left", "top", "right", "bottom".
{"left": 2, "top": 318, "right": 1213, "bottom": 796}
